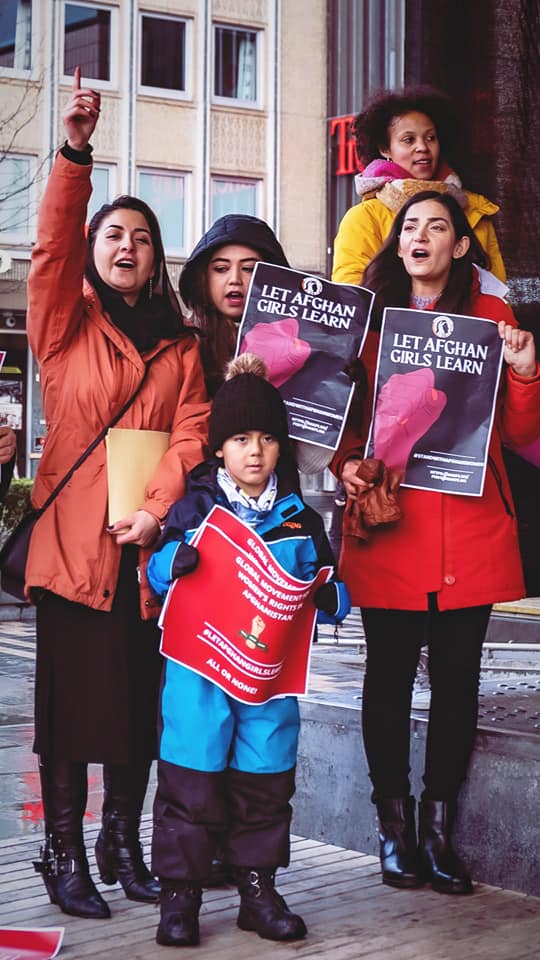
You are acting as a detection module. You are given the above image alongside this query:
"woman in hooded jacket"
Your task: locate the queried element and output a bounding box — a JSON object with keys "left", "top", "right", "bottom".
{"left": 26, "top": 70, "right": 208, "bottom": 920}
{"left": 178, "top": 214, "right": 290, "bottom": 398}
{"left": 180, "top": 216, "right": 343, "bottom": 480}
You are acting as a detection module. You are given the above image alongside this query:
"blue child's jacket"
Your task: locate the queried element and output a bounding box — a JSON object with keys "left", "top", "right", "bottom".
{"left": 148, "top": 458, "right": 350, "bottom": 625}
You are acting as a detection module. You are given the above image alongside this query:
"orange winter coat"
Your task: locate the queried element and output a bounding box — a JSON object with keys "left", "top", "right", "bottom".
{"left": 333, "top": 285, "right": 540, "bottom": 611}
{"left": 26, "top": 154, "right": 209, "bottom": 618}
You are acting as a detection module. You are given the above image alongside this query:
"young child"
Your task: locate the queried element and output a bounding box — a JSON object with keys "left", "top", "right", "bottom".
{"left": 147, "top": 354, "right": 350, "bottom": 947}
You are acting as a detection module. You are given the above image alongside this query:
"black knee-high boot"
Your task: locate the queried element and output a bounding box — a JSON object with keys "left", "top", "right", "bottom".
{"left": 34, "top": 757, "right": 110, "bottom": 919}
{"left": 95, "top": 761, "right": 160, "bottom": 902}
{"left": 419, "top": 799, "right": 473, "bottom": 894}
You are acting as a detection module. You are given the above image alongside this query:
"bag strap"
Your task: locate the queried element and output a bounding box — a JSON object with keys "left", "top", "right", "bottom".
{"left": 36, "top": 361, "right": 154, "bottom": 517}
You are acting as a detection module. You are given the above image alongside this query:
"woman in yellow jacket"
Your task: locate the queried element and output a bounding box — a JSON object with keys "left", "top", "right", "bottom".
{"left": 332, "top": 87, "right": 505, "bottom": 286}
{"left": 27, "top": 70, "right": 208, "bottom": 921}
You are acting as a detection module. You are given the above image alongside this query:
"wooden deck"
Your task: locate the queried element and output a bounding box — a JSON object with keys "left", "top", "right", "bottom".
{"left": 1, "top": 817, "right": 539, "bottom": 959}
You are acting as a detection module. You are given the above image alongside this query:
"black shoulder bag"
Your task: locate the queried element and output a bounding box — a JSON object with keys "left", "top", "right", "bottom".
{"left": 0, "top": 365, "right": 153, "bottom": 600}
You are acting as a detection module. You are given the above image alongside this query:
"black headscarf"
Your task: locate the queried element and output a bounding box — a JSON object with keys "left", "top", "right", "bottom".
{"left": 86, "top": 195, "right": 185, "bottom": 352}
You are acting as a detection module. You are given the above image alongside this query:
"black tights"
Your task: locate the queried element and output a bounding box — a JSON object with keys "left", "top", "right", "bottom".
{"left": 361, "top": 602, "right": 491, "bottom": 801}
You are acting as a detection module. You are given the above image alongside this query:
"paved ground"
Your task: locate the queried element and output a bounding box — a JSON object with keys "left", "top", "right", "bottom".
{"left": 0, "top": 611, "right": 539, "bottom": 843}
{"left": 2, "top": 822, "right": 539, "bottom": 960}
{"left": 0, "top": 607, "right": 539, "bottom": 959}
{"left": 1, "top": 493, "right": 538, "bottom": 956}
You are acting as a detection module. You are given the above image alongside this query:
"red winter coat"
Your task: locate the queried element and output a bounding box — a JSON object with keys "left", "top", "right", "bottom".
{"left": 333, "top": 284, "right": 540, "bottom": 611}
{"left": 26, "top": 153, "right": 209, "bottom": 618}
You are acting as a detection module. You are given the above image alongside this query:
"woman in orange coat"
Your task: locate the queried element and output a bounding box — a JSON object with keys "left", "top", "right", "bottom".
{"left": 26, "top": 70, "right": 208, "bottom": 920}
{"left": 333, "top": 191, "right": 539, "bottom": 896}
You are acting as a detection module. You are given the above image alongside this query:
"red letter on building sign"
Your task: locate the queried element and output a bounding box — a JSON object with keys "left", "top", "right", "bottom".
{"left": 330, "top": 116, "right": 363, "bottom": 176}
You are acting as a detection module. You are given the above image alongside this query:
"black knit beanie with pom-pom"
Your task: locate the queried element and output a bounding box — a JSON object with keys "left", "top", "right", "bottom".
{"left": 208, "top": 353, "right": 290, "bottom": 454}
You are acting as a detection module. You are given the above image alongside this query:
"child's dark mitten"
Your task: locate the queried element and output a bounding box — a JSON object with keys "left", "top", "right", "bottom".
{"left": 171, "top": 542, "right": 199, "bottom": 579}
{"left": 313, "top": 582, "right": 339, "bottom": 616}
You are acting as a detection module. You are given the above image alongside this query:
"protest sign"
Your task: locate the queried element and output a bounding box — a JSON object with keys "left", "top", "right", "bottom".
{"left": 160, "top": 505, "right": 331, "bottom": 704}
{"left": 235, "top": 263, "right": 373, "bottom": 450}
{"left": 0, "top": 926, "right": 64, "bottom": 959}
{"left": 365, "top": 308, "right": 504, "bottom": 495}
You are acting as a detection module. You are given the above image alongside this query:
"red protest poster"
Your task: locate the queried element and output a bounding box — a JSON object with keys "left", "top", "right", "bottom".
{"left": 0, "top": 927, "right": 64, "bottom": 959}
{"left": 160, "top": 506, "right": 331, "bottom": 704}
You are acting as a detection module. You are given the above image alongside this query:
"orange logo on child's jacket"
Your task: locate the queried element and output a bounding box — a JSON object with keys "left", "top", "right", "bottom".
{"left": 283, "top": 521, "right": 302, "bottom": 529}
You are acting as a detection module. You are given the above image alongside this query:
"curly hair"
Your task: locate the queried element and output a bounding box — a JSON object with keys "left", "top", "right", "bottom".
{"left": 352, "top": 86, "right": 462, "bottom": 169}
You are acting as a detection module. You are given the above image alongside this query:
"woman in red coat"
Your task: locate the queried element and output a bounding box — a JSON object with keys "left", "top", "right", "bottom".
{"left": 333, "top": 191, "right": 540, "bottom": 895}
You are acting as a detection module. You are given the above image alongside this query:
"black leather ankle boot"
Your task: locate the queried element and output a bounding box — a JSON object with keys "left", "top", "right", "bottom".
{"left": 235, "top": 868, "right": 307, "bottom": 941}
{"left": 34, "top": 833, "right": 110, "bottom": 919}
{"left": 95, "top": 812, "right": 160, "bottom": 902}
{"left": 419, "top": 799, "right": 473, "bottom": 894}
{"left": 95, "top": 763, "right": 160, "bottom": 903}
{"left": 376, "top": 796, "right": 423, "bottom": 888}
{"left": 156, "top": 884, "right": 202, "bottom": 947}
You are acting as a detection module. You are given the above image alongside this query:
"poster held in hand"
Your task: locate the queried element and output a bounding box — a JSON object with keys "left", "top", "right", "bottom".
{"left": 365, "top": 307, "right": 504, "bottom": 495}
{"left": 235, "top": 262, "right": 373, "bottom": 451}
{"left": 160, "top": 505, "right": 331, "bottom": 704}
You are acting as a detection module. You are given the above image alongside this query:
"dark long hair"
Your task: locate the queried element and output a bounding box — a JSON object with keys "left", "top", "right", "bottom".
{"left": 352, "top": 85, "right": 462, "bottom": 171}
{"left": 185, "top": 255, "right": 238, "bottom": 396}
{"left": 86, "top": 195, "right": 185, "bottom": 349}
{"left": 363, "top": 191, "right": 488, "bottom": 329}
{"left": 180, "top": 215, "right": 289, "bottom": 396}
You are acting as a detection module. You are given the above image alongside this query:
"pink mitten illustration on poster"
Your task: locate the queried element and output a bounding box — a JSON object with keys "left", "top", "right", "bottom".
{"left": 240, "top": 317, "right": 311, "bottom": 388}
{"left": 373, "top": 367, "right": 447, "bottom": 472}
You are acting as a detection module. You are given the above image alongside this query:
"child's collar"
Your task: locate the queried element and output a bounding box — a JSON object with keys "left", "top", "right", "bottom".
{"left": 254, "top": 492, "right": 305, "bottom": 535}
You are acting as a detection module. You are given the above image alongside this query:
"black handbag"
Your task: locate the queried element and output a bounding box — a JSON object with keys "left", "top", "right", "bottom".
{"left": 0, "top": 363, "right": 154, "bottom": 600}
{"left": 0, "top": 509, "right": 42, "bottom": 600}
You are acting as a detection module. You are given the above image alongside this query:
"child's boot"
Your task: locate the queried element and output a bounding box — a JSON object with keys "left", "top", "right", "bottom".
{"left": 156, "top": 882, "right": 202, "bottom": 947}
{"left": 235, "top": 868, "right": 307, "bottom": 941}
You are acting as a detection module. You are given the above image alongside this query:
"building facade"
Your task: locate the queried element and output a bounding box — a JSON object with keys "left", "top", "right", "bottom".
{"left": 1, "top": 0, "right": 538, "bottom": 489}
{"left": 0, "top": 0, "right": 331, "bottom": 477}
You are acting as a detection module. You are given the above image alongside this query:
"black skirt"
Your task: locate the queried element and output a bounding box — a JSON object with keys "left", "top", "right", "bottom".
{"left": 34, "top": 546, "right": 163, "bottom": 764}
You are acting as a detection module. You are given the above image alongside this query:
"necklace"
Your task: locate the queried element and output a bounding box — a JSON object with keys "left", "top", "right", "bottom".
{"left": 410, "top": 291, "right": 443, "bottom": 309}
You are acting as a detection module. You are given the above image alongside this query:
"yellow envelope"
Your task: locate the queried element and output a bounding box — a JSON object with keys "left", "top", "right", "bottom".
{"left": 106, "top": 428, "right": 170, "bottom": 525}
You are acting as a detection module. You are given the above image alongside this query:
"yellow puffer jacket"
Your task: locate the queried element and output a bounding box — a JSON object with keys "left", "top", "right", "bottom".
{"left": 332, "top": 184, "right": 506, "bottom": 285}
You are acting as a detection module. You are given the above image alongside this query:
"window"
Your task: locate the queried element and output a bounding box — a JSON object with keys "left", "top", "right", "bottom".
{"left": 137, "top": 169, "right": 187, "bottom": 256}
{"left": 63, "top": 2, "right": 112, "bottom": 82}
{"left": 140, "top": 13, "right": 188, "bottom": 96}
{"left": 0, "top": 0, "right": 32, "bottom": 70}
{"left": 213, "top": 24, "right": 259, "bottom": 103}
{"left": 211, "top": 177, "right": 259, "bottom": 221}
{"left": 87, "top": 164, "right": 114, "bottom": 222}
{"left": 0, "top": 155, "right": 33, "bottom": 241}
